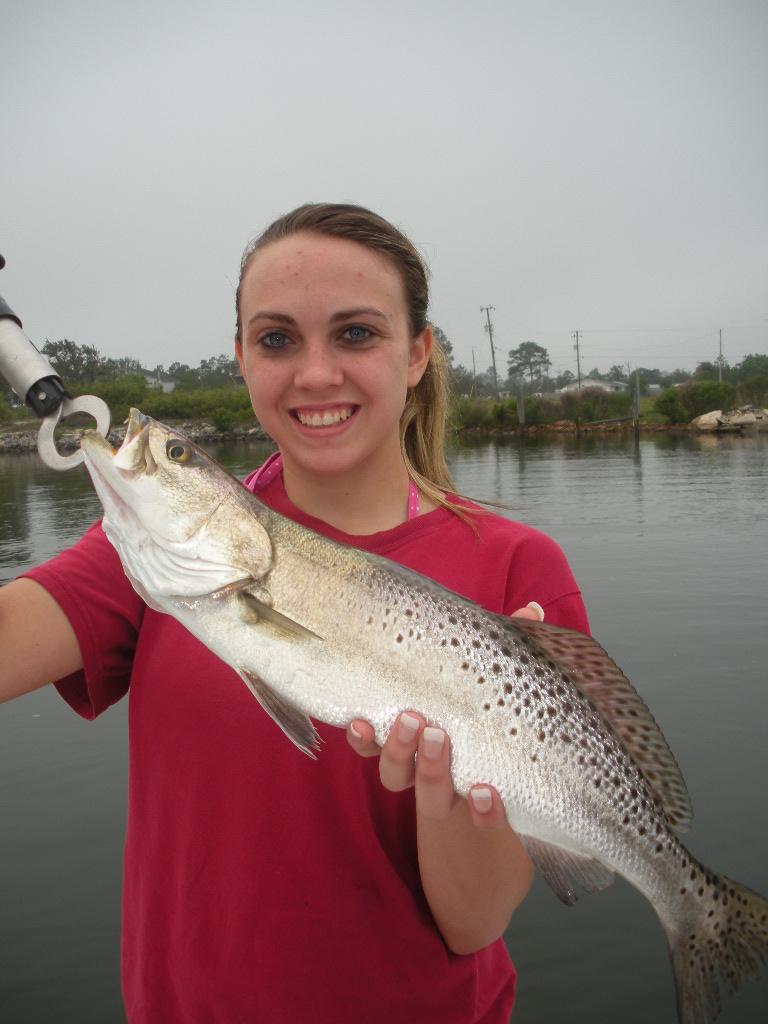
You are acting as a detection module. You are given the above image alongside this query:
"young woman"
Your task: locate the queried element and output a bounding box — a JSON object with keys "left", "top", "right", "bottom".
{"left": 0, "top": 203, "right": 589, "bottom": 1022}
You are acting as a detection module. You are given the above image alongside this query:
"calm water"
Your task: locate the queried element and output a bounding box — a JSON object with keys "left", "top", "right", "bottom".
{"left": 1, "top": 432, "right": 767, "bottom": 1023}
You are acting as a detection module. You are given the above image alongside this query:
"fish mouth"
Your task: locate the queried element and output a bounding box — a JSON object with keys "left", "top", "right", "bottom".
{"left": 291, "top": 405, "right": 357, "bottom": 428}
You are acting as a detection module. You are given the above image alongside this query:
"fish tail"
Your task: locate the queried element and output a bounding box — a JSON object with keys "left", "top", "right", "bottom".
{"left": 664, "top": 867, "right": 768, "bottom": 1023}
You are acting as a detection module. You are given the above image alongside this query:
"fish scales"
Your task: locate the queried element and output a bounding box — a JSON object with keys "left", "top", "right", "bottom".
{"left": 81, "top": 409, "right": 768, "bottom": 1024}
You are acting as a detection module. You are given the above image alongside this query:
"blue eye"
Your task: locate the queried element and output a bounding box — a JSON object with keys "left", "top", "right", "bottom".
{"left": 259, "top": 331, "right": 289, "bottom": 349}
{"left": 343, "top": 325, "right": 371, "bottom": 342}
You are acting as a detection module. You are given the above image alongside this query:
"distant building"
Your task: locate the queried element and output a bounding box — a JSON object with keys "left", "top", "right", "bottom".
{"left": 556, "top": 377, "right": 627, "bottom": 394}
{"left": 141, "top": 367, "right": 178, "bottom": 393}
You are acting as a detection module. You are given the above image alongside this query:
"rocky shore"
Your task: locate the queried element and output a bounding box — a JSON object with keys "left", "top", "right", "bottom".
{"left": 0, "top": 406, "right": 765, "bottom": 456}
{"left": 0, "top": 420, "right": 271, "bottom": 456}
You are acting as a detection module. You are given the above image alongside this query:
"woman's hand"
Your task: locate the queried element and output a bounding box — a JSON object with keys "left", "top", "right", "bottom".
{"left": 345, "top": 602, "right": 541, "bottom": 952}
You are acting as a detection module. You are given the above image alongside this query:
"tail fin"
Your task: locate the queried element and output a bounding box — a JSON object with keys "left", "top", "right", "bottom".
{"left": 665, "top": 869, "right": 768, "bottom": 1023}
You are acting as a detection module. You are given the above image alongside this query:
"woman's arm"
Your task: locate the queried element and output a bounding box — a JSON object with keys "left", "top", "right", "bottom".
{"left": 347, "top": 604, "right": 541, "bottom": 954}
{"left": 0, "top": 578, "right": 84, "bottom": 703}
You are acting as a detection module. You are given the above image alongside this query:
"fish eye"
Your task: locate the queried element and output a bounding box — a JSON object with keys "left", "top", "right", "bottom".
{"left": 166, "top": 439, "right": 191, "bottom": 463}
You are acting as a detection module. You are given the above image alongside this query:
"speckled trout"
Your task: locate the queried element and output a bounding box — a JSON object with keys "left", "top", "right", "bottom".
{"left": 81, "top": 410, "right": 768, "bottom": 1024}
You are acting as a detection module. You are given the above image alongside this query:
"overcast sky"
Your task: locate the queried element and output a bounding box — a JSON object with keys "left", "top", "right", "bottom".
{"left": 2, "top": 0, "right": 766, "bottom": 384}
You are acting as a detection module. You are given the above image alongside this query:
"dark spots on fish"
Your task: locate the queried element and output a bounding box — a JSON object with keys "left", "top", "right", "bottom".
{"left": 448, "top": 615, "right": 458, "bottom": 625}
{"left": 680, "top": 887, "right": 687, "bottom": 895}
{"left": 483, "top": 702, "right": 491, "bottom": 711}
{"left": 366, "top": 616, "right": 373, "bottom": 625}
{"left": 562, "top": 732, "right": 572, "bottom": 744}
{"left": 477, "top": 676, "right": 485, "bottom": 685}
{"left": 504, "top": 683, "right": 513, "bottom": 695}
{"left": 622, "top": 814, "right": 630, "bottom": 825}
{"left": 396, "top": 634, "right": 403, "bottom": 643}
{"left": 472, "top": 639, "right": 482, "bottom": 649}
{"left": 510, "top": 726, "right": 517, "bottom": 737}
{"left": 471, "top": 620, "right": 482, "bottom": 631}
{"left": 405, "top": 609, "right": 413, "bottom": 618}
{"left": 523, "top": 697, "right": 531, "bottom": 708}
{"left": 497, "top": 698, "right": 505, "bottom": 707}
{"left": 514, "top": 666, "right": 523, "bottom": 678}
{"left": 385, "top": 608, "right": 391, "bottom": 616}
{"left": 531, "top": 752, "right": 538, "bottom": 762}
{"left": 655, "top": 843, "right": 664, "bottom": 853}
{"left": 450, "top": 637, "right": 460, "bottom": 647}
{"left": 514, "top": 706, "right": 521, "bottom": 716}
{"left": 501, "top": 646, "right": 512, "bottom": 658}
{"left": 440, "top": 639, "right": 447, "bottom": 647}
{"left": 578, "top": 754, "right": 585, "bottom": 765}
{"left": 492, "top": 663, "right": 502, "bottom": 674}
{"left": 461, "top": 662, "right": 469, "bottom": 671}
{"left": 536, "top": 708, "right": 545, "bottom": 720}
{"left": 382, "top": 623, "right": 387, "bottom": 630}
{"left": 489, "top": 631, "right": 500, "bottom": 642}
{"left": 537, "top": 730, "right": 546, "bottom": 742}
{"left": 638, "top": 826, "right": 646, "bottom": 836}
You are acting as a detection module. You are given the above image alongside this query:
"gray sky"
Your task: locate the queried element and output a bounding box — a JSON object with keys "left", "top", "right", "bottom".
{"left": 2, "top": 0, "right": 767, "bottom": 382}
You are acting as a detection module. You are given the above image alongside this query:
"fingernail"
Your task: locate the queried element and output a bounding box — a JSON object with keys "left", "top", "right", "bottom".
{"left": 397, "top": 712, "right": 420, "bottom": 744}
{"left": 526, "top": 601, "right": 545, "bottom": 622}
{"left": 422, "top": 726, "right": 445, "bottom": 759}
{"left": 349, "top": 722, "right": 362, "bottom": 740}
{"left": 470, "top": 787, "right": 493, "bottom": 813}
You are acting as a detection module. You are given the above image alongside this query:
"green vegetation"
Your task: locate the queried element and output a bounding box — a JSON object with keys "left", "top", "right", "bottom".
{"left": 1, "top": 336, "right": 765, "bottom": 434}
{"left": 653, "top": 381, "right": 738, "bottom": 424}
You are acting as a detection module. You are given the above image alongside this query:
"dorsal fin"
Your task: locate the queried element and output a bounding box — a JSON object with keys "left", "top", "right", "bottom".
{"left": 511, "top": 618, "right": 693, "bottom": 831}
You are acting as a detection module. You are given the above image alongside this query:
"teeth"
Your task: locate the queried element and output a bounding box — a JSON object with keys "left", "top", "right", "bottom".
{"left": 296, "top": 408, "right": 353, "bottom": 428}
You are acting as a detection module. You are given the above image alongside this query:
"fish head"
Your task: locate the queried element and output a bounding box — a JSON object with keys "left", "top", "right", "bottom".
{"left": 81, "top": 408, "right": 274, "bottom": 604}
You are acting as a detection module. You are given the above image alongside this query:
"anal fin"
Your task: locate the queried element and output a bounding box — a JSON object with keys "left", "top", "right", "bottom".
{"left": 518, "top": 835, "right": 615, "bottom": 906}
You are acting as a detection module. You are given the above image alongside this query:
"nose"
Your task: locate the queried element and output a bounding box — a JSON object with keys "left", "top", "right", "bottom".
{"left": 293, "top": 339, "right": 344, "bottom": 391}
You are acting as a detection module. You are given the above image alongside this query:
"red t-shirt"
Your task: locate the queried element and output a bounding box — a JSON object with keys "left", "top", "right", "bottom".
{"left": 23, "top": 475, "right": 588, "bottom": 1023}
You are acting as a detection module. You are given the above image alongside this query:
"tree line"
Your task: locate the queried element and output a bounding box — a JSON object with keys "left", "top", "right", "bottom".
{"left": 1, "top": 334, "right": 765, "bottom": 429}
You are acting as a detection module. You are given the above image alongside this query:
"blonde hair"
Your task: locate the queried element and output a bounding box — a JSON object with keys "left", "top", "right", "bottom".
{"left": 236, "top": 203, "right": 460, "bottom": 508}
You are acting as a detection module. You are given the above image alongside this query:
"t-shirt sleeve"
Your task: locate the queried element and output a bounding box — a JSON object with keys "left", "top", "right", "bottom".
{"left": 21, "top": 521, "right": 145, "bottom": 719}
{"left": 500, "top": 526, "right": 590, "bottom": 634}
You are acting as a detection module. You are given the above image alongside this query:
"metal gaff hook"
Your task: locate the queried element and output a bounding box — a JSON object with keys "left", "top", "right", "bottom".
{"left": 36, "top": 394, "right": 112, "bottom": 471}
{"left": 0, "top": 255, "right": 111, "bottom": 470}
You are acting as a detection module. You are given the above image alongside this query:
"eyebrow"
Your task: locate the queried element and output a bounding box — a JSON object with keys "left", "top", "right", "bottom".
{"left": 245, "top": 306, "right": 392, "bottom": 331}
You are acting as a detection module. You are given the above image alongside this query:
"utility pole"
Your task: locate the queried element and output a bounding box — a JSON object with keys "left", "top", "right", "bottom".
{"left": 572, "top": 330, "right": 582, "bottom": 392}
{"left": 718, "top": 329, "right": 723, "bottom": 382}
{"left": 481, "top": 306, "right": 500, "bottom": 397}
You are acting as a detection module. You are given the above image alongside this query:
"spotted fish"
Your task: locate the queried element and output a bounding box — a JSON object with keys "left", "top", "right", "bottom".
{"left": 81, "top": 409, "right": 768, "bottom": 1023}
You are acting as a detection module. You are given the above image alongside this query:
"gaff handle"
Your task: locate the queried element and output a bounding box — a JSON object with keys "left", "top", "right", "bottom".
{"left": 0, "top": 255, "right": 70, "bottom": 417}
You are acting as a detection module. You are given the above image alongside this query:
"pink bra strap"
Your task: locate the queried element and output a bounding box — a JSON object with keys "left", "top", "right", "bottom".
{"left": 248, "top": 452, "right": 420, "bottom": 520}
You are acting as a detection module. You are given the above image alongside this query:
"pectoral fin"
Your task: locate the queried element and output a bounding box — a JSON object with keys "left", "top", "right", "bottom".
{"left": 238, "top": 668, "right": 321, "bottom": 758}
{"left": 237, "top": 590, "right": 322, "bottom": 643}
{"left": 517, "top": 834, "right": 615, "bottom": 906}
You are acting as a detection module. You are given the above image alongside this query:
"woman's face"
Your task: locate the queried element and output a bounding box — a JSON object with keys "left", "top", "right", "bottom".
{"left": 236, "top": 233, "right": 431, "bottom": 481}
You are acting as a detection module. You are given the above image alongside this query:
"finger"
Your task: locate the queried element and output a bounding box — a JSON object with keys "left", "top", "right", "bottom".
{"left": 414, "top": 726, "right": 458, "bottom": 821}
{"left": 346, "top": 719, "right": 381, "bottom": 758}
{"left": 512, "top": 601, "right": 545, "bottom": 621}
{"left": 467, "top": 784, "right": 509, "bottom": 832}
{"left": 378, "top": 711, "right": 423, "bottom": 792}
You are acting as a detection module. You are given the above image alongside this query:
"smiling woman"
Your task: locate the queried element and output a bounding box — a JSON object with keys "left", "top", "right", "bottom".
{"left": 1, "top": 202, "right": 593, "bottom": 1024}
{"left": 235, "top": 231, "right": 432, "bottom": 532}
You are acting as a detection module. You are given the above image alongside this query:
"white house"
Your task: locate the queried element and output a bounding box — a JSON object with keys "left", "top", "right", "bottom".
{"left": 141, "top": 367, "right": 178, "bottom": 393}
{"left": 556, "top": 377, "right": 627, "bottom": 394}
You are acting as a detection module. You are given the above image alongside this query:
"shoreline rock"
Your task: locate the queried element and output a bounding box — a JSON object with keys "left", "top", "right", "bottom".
{"left": 0, "top": 420, "right": 271, "bottom": 456}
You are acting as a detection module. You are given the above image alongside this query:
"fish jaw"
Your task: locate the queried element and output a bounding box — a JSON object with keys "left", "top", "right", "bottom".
{"left": 81, "top": 409, "right": 275, "bottom": 602}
